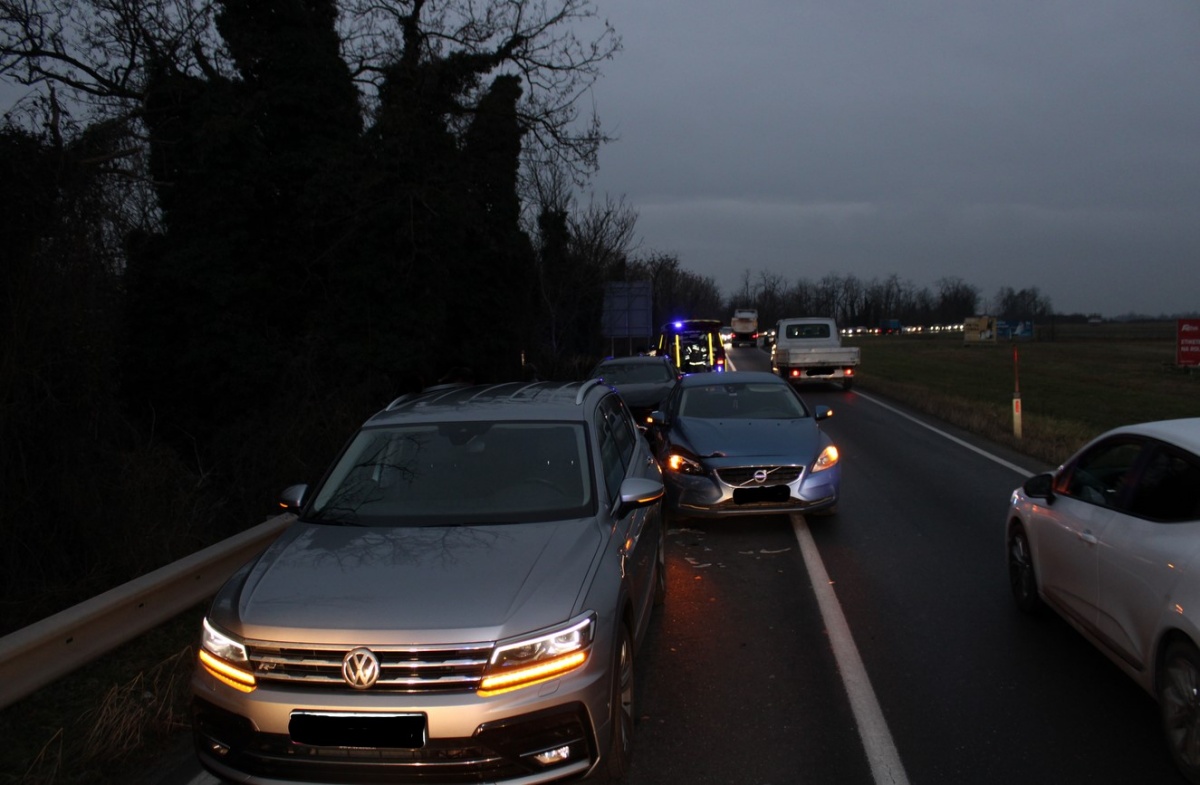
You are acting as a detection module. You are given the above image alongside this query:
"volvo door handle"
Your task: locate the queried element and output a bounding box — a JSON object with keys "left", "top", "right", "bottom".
{"left": 1079, "top": 531, "right": 1098, "bottom": 545}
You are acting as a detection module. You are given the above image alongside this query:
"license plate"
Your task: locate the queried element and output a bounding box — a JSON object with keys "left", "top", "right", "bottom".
{"left": 289, "top": 711, "right": 427, "bottom": 748}
{"left": 732, "top": 485, "right": 790, "bottom": 504}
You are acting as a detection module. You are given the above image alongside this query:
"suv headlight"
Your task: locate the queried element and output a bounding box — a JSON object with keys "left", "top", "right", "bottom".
{"left": 199, "top": 618, "right": 257, "bottom": 693}
{"left": 478, "top": 615, "right": 595, "bottom": 696}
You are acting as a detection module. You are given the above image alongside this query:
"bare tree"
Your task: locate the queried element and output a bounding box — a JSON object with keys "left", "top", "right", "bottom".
{"left": 1, "top": 0, "right": 620, "bottom": 179}
{"left": 732, "top": 269, "right": 754, "bottom": 310}
{"left": 0, "top": 1, "right": 218, "bottom": 104}
{"left": 751, "top": 269, "right": 787, "bottom": 327}
{"left": 992, "top": 286, "right": 1052, "bottom": 321}
{"left": 332, "top": 0, "right": 620, "bottom": 181}
{"left": 569, "top": 192, "right": 638, "bottom": 276}
{"left": 934, "top": 276, "right": 979, "bottom": 323}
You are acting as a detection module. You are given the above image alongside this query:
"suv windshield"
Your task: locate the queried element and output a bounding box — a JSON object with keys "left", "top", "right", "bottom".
{"left": 308, "top": 421, "right": 593, "bottom": 525}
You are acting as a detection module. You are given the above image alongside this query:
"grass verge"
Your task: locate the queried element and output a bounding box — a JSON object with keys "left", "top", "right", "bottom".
{"left": 847, "top": 323, "right": 1198, "bottom": 467}
{"left": 1, "top": 607, "right": 204, "bottom": 785}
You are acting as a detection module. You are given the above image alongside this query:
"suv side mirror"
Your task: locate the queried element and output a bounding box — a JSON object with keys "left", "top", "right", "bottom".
{"left": 614, "top": 477, "right": 665, "bottom": 519}
{"left": 278, "top": 484, "right": 309, "bottom": 515}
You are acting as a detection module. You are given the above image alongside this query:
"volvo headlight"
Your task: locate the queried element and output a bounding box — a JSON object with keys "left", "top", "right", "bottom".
{"left": 666, "top": 453, "right": 705, "bottom": 476}
{"left": 199, "top": 618, "right": 256, "bottom": 692}
{"left": 478, "top": 615, "right": 595, "bottom": 696}
{"left": 812, "top": 445, "right": 840, "bottom": 473}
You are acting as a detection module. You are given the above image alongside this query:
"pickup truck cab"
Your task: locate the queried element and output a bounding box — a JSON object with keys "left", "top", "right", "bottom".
{"left": 770, "top": 317, "right": 860, "bottom": 391}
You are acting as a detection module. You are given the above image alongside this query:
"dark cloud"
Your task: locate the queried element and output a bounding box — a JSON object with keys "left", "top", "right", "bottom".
{"left": 587, "top": 0, "right": 1200, "bottom": 316}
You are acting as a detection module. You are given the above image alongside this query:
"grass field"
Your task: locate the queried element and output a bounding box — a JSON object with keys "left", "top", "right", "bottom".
{"left": 847, "top": 321, "right": 1198, "bottom": 468}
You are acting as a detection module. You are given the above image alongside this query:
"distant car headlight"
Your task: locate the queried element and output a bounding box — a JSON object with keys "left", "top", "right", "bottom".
{"left": 479, "top": 614, "right": 596, "bottom": 696}
{"left": 812, "top": 445, "right": 840, "bottom": 473}
{"left": 666, "top": 452, "right": 706, "bottom": 475}
{"left": 199, "top": 618, "right": 256, "bottom": 692}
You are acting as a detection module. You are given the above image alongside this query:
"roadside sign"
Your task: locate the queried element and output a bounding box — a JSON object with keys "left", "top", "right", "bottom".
{"left": 1178, "top": 319, "right": 1200, "bottom": 367}
{"left": 963, "top": 316, "right": 996, "bottom": 344}
{"left": 997, "top": 321, "right": 1034, "bottom": 340}
{"left": 602, "top": 281, "right": 653, "bottom": 340}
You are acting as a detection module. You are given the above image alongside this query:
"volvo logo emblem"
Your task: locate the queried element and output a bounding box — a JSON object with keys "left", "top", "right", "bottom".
{"left": 342, "top": 647, "right": 381, "bottom": 689}
{"left": 753, "top": 469, "right": 768, "bottom": 484}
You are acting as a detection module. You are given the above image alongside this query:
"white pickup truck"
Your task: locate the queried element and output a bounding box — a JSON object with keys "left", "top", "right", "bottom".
{"left": 770, "top": 317, "right": 860, "bottom": 391}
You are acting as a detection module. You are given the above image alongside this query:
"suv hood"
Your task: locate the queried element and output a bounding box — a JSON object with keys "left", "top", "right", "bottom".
{"left": 209, "top": 519, "right": 603, "bottom": 646}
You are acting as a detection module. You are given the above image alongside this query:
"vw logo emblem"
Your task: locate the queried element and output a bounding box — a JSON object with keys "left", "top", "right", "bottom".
{"left": 342, "top": 647, "right": 381, "bottom": 689}
{"left": 753, "top": 469, "right": 768, "bottom": 484}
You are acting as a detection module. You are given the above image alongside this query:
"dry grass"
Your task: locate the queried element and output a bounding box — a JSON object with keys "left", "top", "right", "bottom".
{"left": 13, "top": 647, "right": 192, "bottom": 785}
{"left": 1, "top": 609, "right": 203, "bottom": 785}
{"left": 79, "top": 647, "right": 194, "bottom": 765}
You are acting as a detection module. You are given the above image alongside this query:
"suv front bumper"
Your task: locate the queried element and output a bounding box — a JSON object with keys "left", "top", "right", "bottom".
{"left": 193, "top": 696, "right": 597, "bottom": 784}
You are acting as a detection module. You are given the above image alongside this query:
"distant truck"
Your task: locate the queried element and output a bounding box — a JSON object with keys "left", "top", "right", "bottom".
{"left": 770, "top": 317, "right": 861, "bottom": 391}
{"left": 730, "top": 308, "right": 759, "bottom": 347}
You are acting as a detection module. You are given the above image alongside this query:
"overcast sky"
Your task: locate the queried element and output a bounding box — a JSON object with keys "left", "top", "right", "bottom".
{"left": 3, "top": 2, "right": 1195, "bottom": 318}
{"left": 583, "top": 0, "right": 1200, "bottom": 317}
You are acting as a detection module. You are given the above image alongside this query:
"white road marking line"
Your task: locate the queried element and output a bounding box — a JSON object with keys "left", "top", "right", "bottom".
{"left": 731, "top": 349, "right": 1032, "bottom": 477}
{"left": 853, "top": 390, "right": 1034, "bottom": 477}
{"left": 791, "top": 513, "right": 911, "bottom": 785}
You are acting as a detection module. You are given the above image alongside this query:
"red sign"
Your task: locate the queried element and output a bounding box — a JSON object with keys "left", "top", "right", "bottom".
{"left": 1179, "top": 319, "right": 1200, "bottom": 367}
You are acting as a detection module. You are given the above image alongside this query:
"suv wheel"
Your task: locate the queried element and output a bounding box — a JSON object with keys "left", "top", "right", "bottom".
{"left": 602, "top": 624, "right": 635, "bottom": 780}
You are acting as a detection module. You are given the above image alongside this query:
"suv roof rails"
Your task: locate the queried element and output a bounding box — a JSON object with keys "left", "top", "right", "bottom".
{"left": 575, "top": 378, "right": 604, "bottom": 405}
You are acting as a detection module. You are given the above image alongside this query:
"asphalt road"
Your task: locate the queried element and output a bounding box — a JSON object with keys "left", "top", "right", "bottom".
{"left": 161, "top": 346, "right": 1186, "bottom": 785}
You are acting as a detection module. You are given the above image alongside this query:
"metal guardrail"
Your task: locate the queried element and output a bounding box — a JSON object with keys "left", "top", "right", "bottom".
{"left": 0, "top": 514, "right": 293, "bottom": 710}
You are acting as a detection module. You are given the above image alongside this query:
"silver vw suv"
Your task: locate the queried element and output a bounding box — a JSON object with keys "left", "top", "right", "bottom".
{"left": 192, "top": 380, "right": 666, "bottom": 784}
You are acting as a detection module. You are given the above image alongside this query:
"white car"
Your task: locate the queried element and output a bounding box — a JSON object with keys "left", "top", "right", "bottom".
{"left": 1005, "top": 418, "right": 1200, "bottom": 782}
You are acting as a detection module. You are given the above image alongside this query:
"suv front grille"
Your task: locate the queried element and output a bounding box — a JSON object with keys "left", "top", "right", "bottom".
{"left": 245, "top": 641, "right": 494, "bottom": 692}
{"left": 717, "top": 466, "right": 803, "bottom": 486}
